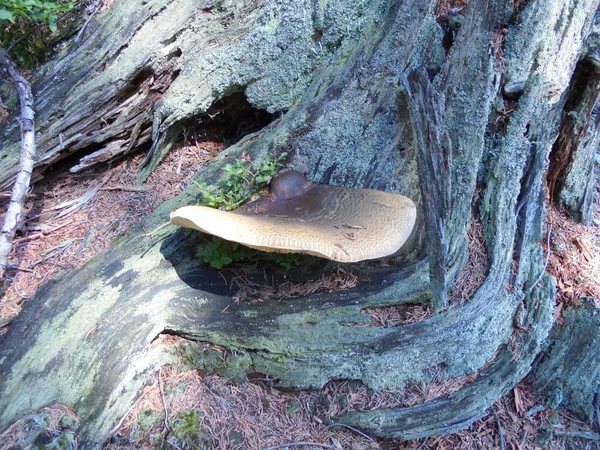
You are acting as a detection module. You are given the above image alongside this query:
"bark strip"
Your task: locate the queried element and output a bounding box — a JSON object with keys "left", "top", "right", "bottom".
{"left": 0, "top": 46, "right": 36, "bottom": 279}
{"left": 403, "top": 71, "right": 451, "bottom": 309}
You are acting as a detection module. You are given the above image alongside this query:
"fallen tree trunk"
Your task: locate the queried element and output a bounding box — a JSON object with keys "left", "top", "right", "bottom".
{"left": 1, "top": 0, "right": 599, "bottom": 448}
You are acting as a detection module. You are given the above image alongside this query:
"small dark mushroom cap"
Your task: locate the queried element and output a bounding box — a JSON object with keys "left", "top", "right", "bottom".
{"left": 170, "top": 171, "right": 416, "bottom": 263}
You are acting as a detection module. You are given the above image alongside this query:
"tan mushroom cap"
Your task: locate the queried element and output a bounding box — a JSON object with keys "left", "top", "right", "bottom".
{"left": 170, "top": 172, "right": 416, "bottom": 263}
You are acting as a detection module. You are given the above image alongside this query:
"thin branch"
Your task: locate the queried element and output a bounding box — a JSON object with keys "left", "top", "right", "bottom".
{"left": 75, "top": 0, "right": 104, "bottom": 43}
{"left": 262, "top": 443, "right": 336, "bottom": 450}
{"left": 552, "top": 429, "right": 600, "bottom": 440}
{"left": 0, "top": 45, "right": 36, "bottom": 280}
{"left": 528, "top": 216, "right": 553, "bottom": 293}
{"left": 415, "top": 438, "right": 429, "bottom": 450}
{"left": 158, "top": 368, "right": 171, "bottom": 433}
{"left": 492, "top": 407, "right": 506, "bottom": 450}
{"left": 324, "top": 423, "right": 381, "bottom": 449}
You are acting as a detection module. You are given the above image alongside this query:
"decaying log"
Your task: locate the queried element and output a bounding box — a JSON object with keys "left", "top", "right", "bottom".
{"left": 0, "top": 46, "right": 36, "bottom": 278}
{"left": 0, "top": 0, "right": 599, "bottom": 448}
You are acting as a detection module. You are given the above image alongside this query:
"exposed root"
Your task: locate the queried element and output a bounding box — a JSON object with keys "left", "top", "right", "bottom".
{"left": 104, "top": 348, "right": 596, "bottom": 450}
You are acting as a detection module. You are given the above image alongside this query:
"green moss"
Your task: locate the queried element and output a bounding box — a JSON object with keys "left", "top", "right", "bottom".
{"left": 170, "top": 409, "right": 212, "bottom": 450}
{"left": 178, "top": 343, "right": 251, "bottom": 383}
{"left": 1, "top": 412, "right": 78, "bottom": 450}
{"left": 138, "top": 410, "right": 164, "bottom": 432}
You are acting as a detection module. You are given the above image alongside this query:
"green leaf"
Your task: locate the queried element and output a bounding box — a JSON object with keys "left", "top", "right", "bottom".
{"left": 48, "top": 16, "right": 57, "bottom": 31}
{"left": 0, "top": 9, "right": 14, "bottom": 21}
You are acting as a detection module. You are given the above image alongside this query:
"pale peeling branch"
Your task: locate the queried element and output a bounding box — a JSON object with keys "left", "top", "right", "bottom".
{"left": 0, "top": 46, "right": 36, "bottom": 279}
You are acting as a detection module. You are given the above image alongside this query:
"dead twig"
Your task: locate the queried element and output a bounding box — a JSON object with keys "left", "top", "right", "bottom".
{"left": 0, "top": 45, "right": 36, "bottom": 279}
{"left": 26, "top": 238, "right": 79, "bottom": 270}
{"left": 143, "top": 222, "right": 171, "bottom": 237}
{"left": 75, "top": 0, "right": 104, "bottom": 43}
{"left": 552, "top": 429, "right": 600, "bottom": 440}
{"left": 50, "top": 171, "right": 112, "bottom": 219}
{"left": 158, "top": 368, "right": 171, "bottom": 433}
{"left": 12, "top": 277, "right": 32, "bottom": 300}
{"left": 0, "top": 317, "right": 14, "bottom": 328}
{"left": 263, "top": 442, "right": 336, "bottom": 450}
{"left": 101, "top": 184, "right": 153, "bottom": 193}
{"left": 528, "top": 217, "right": 553, "bottom": 293}
{"left": 492, "top": 407, "right": 506, "bottom": 450}
{"left": 3, "top": 264, "right": 34, "bottom": 273}
{"left": 324, "top": 423, "right": 380, "bottom": 448}
{"left": 415, "top": 438, "right": 429, "bottom": 450}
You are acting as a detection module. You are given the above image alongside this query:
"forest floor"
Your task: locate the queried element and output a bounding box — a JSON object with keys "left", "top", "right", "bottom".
{"left": 1, "top": 138, "right": 599, "bottom": 449}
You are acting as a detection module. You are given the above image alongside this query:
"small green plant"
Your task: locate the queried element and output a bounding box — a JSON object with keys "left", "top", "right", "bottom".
{"left": 193, "top": 151, "right": 287, "bottom": 210}
{"left": 170, "top": 409, "right": 213, "bottom": 449}
{"left": 197, "top": 237, "right": 254, "bottom": 269}
{"left": 197, "top": 236, "right": 302, "bottom": 270}
{"left": 192, "top": 151, "right": 298, "bottom": 269}
{"left": 0, "top": 0, "right": 83, "bottom": 68}
{"left": 270, "top": 252, "right": 301, "bottom": 270}
{"left": 255, "top": 153, "right": 288, "bottom": 184}
{"left": 0, "top": 0, "right": 77, "bottom": 31}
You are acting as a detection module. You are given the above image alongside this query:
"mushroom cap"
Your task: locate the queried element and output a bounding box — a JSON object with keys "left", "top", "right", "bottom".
{"left": 170, "top": 173, "right": 416, "bottom": 263}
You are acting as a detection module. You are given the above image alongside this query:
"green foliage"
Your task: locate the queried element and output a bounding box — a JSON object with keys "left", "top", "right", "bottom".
{"left": 193, "top": 152, "right": 287, "bottom": 211}
{"left": 170, "top": 409, "right": 213, "bottom": 449}
{"left": 197, "top": 236, "right": 302, "bottom": 270}
{"left": 0, "top": 0, "right": 83, "bottom": 68}
{"left": 255, "top": 153, "right": 288, "bottom": 185}
{"left": 192, "top": 151, "right": 299, "bottom": 269}
{"left": 0, "top": 0, "right": 77, "bottom": 31}
{"left": 269, "top": 252, "right": 301, "bottom": 270}
{"left": 197, "top": 237, "right": 254, "bottom": 269}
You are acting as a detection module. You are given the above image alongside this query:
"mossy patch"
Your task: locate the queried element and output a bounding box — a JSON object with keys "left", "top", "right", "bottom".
{"left": 178, "top": 343, "right": 252, "bottom": 383}
{"left": 0, "top": 411, "right": 78, "bottom": 450}
{"left": 169, "top": 409, "right": 213, "bottom": 450}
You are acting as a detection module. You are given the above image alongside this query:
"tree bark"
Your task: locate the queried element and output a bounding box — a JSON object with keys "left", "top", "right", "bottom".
{"left": 1, "top": 0, "right": 599, "bottom": 448}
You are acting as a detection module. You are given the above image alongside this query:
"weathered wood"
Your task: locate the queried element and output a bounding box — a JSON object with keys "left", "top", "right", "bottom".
{"left": 402, "top": 71, "right": 451, "bottom": 309}
{"left": 529, "top": 299, "right": 600, "bottom": 424}
{"left": 547, "top": 54, "right": 600, "bottom": 225}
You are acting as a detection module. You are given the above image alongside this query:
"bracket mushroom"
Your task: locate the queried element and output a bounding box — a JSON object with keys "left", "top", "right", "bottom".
{"left": 170, "top": 170, "right": 417, "bottom": 263}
